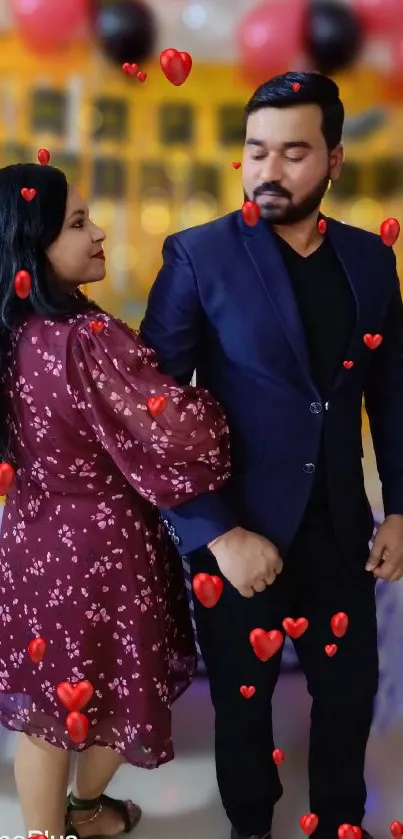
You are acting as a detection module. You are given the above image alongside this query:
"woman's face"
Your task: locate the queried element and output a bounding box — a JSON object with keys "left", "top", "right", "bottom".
{"left": 46, "top": 186, "right": 106, "bottom": 291}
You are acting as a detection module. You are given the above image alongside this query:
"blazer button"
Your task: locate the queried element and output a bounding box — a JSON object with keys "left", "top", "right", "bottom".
{"left": 303, "top": 463, "right": 315, "bottom": 473}
{"left": 310, "top": 402, "right": 322, "bottom": 414}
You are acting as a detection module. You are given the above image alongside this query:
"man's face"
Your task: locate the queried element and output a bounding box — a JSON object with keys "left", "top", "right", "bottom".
{"left": 242, "top": 103, "right": 343, "bottom": 225}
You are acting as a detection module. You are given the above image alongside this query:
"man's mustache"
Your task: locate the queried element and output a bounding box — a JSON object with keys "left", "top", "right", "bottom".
{"left": 254, "top": 183, "right": 292, "bottom": 200}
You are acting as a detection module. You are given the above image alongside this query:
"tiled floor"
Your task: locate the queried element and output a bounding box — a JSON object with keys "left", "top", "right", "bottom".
{"left": 1, "top": 671, "right": 402, "bottom": 838}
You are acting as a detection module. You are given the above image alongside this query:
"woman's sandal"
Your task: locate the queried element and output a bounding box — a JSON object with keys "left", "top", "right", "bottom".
{"left": 65, "top": 790, "right": 142, "bottom": 838}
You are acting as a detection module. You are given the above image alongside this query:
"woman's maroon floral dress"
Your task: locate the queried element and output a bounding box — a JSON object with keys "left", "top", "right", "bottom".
{"left": 0, "top": 308, "right": 230, "bottom": 767}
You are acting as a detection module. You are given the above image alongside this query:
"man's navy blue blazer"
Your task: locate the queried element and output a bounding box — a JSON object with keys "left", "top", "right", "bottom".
{"left": 140, "top": 211, "right": 403, "bottom": 557}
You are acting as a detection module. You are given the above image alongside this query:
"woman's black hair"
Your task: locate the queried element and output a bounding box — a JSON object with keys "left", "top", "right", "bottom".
{"left": 0, "top": 162, "right": 90, "bottom": 461}
{"left": 244, "top": 71, "right": 344, "bottom": 152}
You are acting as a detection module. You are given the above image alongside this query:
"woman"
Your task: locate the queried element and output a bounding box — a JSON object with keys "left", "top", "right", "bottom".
{"left": 0, "top": 162, "right": 230, "bottom": 838}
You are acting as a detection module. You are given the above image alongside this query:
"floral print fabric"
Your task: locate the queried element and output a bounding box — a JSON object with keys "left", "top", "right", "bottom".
{"left": 0, "top": 308, "right": 230, "bottom": 767}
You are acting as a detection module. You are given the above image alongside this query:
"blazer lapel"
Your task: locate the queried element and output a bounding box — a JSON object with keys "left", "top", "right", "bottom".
{"left": 325, "top": 218, "right": 364, "bottom": 391}
{"left": 240, "top": 213, "right": 313, "bottom": 386}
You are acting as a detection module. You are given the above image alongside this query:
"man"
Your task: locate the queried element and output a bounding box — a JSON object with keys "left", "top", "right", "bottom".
{"left": 140, "top": 72, "right": 403, "bottom": 839}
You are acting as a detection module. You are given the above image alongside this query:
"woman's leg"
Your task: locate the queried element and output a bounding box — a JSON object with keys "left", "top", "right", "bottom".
{"left": 14, "top": 732, "right": 70, "bottom": 837}
{"left": 70, "top": 746, "right": 138, "bottom": 837}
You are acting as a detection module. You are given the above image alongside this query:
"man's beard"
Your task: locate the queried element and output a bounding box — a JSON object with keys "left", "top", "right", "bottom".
{"left": 245, "top": 171, "right": 330, "bottom": 226}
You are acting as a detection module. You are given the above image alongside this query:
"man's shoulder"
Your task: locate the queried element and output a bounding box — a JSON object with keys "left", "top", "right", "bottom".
{"left": 328, "top": 217, "right": 389, "bottom": 253}
{"left": 170, "top": 211, "right": 240, "bottom": 248}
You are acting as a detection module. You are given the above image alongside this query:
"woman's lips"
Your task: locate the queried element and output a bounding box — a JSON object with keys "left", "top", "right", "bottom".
{"left": 92, "top": 250, "right": 105, "bottom": 259}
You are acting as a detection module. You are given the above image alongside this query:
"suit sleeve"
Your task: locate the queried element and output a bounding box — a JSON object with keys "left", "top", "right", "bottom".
{"left": 141, "top": 234, "right": 238, "bottom": 555}
{"left": 364, "top": 249, "right": 403, "bottom": 515}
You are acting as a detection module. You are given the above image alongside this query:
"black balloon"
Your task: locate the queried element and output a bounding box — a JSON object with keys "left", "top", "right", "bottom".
{"left": 305, "top": 0, "right": 363, "bottom": 76}
{"left": 93, "top": 0, "right": 157, "bottom": 66}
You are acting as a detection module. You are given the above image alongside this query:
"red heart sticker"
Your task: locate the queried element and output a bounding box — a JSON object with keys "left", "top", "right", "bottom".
{"left": 231, "top": 161, "right": 242, "bottom": 169}
{"left": 331, "top": 612, "right": 349, "bottom": 638}
{"left": 160, "top": 48, "right": 192, "bottom": 86}
{"left": 363, "top": 333, "right": 383, "bottom": 350}
{"left": 292, "top": 82, "right": 301, "bottom": 92}
{"left": 56, "top": 680, "right": 94, "bottom": 711}
{"left": 147, "top": 395, "right": 168, "bottom": 417}
{"left": 272, "top": 748, "right": 285, "bottom": 765}
{"left": 28, "top": 637, "right": 46, "bottom": 663}
{"left": 137, "top": 71, "right": 147, "bottom": 83}
{"left": 390, "top": 822, "right": 403, "bottom": 839}
{"left": 37, "top": 148, "right": 50, "bottom": 165}
{"left": 338, "top": 825, "right": 357, "bottom": 839}
{"left": 240, "top": 685, "right": 256, "bottom": 699}
{"left": 343, "top": 360, "right": 354, "bottom": 369}
{"left": 380, "top": 217, "right": 400, "bottom": 247}
{"left": 317, "top": 218, "right": 327, "bottom": 234}
{"left": 242, "top": 200, "right": 260, "bottom": 227}
{"left": 325, "top": 644, "right": 338, "bottom": 657}
{"left": 66, "top": 710, "right": 89, "bottom": 744}
{"left": 282, "top": 617, "right": 309, "bottom": 639}
{"left": 193, "top": 573, "right": 223, "bottom": 608}
{"left": 89, "top": 320, "right": 104, "bottom": 335}
{"left": 250, "top": 628, "right": 283, "bottom": 662}
{"left": 0, "top": 462, "right": 15, "bottom": 495}
{"left": 300, "top": 814, "right": 319, "bottom": 836}
{"left": 14, "top": 269, "right": 32, "bottom": 299}
{"left": 21, "top": 187, "right": 36, "bottom": 202}
{"left": 122, "top": 62, "right": 138, "bottom": 76}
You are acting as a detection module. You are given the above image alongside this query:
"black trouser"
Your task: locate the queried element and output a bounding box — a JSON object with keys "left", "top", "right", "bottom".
{"left": 191, "top": 516, "right": 378, "bottom": 838}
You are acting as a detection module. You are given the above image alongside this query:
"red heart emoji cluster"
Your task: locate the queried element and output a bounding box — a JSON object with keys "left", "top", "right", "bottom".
{"left": 343, "top": 360, "right": 354, "bottom": 369}
{"left": 21, "top": 187, "right": 36, "bottom": 202}
{"left": 147, "top": 395, "right": 168, "bottom": 417}
{"left": 300, "top": 813, "right": 319, "bottom": 835}
{"left": 231, "top": 161, "right": 242, "bottom": 169}
{"left": 66, "top": 710, "right": 89, "bottom": 743}
{"left": 122, "top": 62, "right": 138, "bottom": 76}
{"left": 249, "top": 628, "right": 283, "bottom": 661}
{"left": 325, "top": 644, "right": 338, "bottom": 657}
{"left": 14, "top": 269, "right": 32, "bottom": 299}
{"left": 0, "top": 462, "right": 15, "bottom": 495}
{"left": 56, "top": 680, "right": 94, "bottom": 711}
{"left": 193, "top": 573, "right": 223, "bottom": 608}
{"left": 160, "top": 48, "right": 192, "bottom": 86}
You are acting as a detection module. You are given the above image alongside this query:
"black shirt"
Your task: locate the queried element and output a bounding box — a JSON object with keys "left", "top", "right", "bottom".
{"left": 274, "top": 233, "right": 357, "bottom": 516}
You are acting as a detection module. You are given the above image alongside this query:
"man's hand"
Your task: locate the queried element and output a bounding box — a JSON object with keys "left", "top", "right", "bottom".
{"left": 208, "top": 526, "right": 283, "bottom": 597}
{"left": 365, "top": 514, "right": 403, "bottom": 581}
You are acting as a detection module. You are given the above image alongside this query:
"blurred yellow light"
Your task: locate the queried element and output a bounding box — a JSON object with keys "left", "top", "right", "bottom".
{"left": 110, "top": 244, "right": 139, "bottom": 272}
{"left": 349, "top": 198, "right": 382, "bottom": 231}
{"left": 91, "top": 199, "right": 115, "bottom": 229}
{"left": 181, "top": 193, "right": 218, "bottom": 227}
{"left": 141, "top": 201, "right": 171, "bottom": 235}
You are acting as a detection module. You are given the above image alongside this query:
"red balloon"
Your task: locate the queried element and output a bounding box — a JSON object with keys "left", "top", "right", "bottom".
{"left": 237, "top": 0, "right": 308, "bottom": 79}
{"left": 11, "top": 0, "right": 90, "bottom": 54}
{"left": 353, "top": 0, "right": 403, "bottom": 35}
{"left": 66, "top": 711, "right": 89, "bottom": 744}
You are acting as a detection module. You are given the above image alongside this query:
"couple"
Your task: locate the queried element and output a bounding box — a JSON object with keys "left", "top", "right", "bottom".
{"left": 1, "top": 70, "right": 403, "bottom": 839}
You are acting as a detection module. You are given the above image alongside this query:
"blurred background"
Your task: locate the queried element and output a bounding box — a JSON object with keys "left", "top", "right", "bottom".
{"left": 0, "top": 0, "right": 402, "bottom": 329}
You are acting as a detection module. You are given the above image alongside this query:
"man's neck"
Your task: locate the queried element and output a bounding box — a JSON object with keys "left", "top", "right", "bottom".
{"left": 272, "top": 210, "right": 324, "bottom": 257}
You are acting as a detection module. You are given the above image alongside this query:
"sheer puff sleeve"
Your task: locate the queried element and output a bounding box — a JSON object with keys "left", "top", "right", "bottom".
{"left": 67, "top": 315, "right": 231, "bottom": 508}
